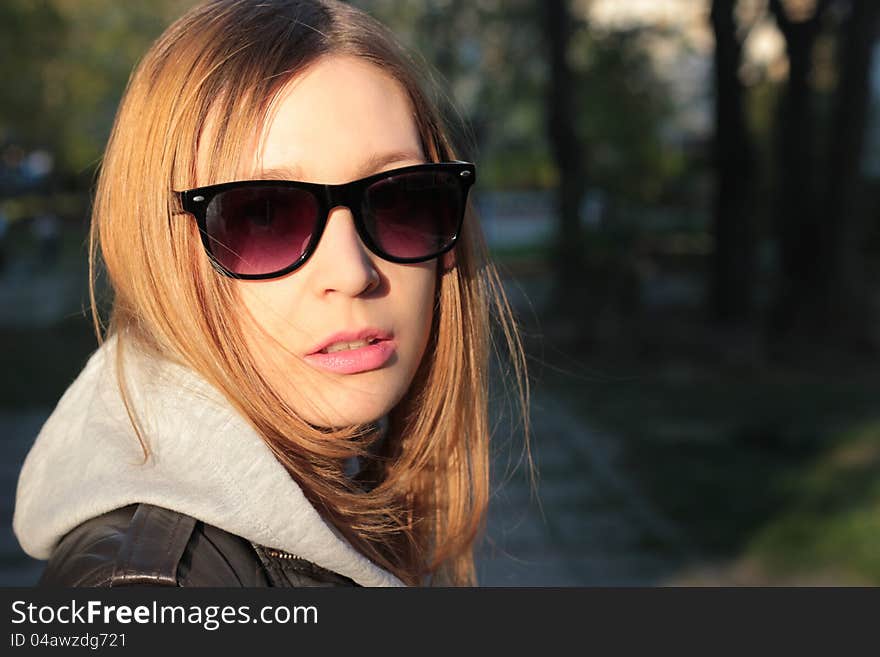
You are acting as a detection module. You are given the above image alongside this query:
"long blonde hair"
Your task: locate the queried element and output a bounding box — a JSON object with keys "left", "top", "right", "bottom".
{"left": 89, "top": 0, "right": 530, "bottom": 586}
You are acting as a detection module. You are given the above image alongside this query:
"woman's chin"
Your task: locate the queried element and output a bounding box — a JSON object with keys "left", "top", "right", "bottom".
{"left": 297, "top": 397, "right": 395, "bottom": 431}
{"left": 286, "top": 372, "right": 410, "bottom": 429}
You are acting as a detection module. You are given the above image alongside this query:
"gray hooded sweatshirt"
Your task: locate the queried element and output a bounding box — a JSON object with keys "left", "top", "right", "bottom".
{"left": 12, "top": 333, "right": 403, "bottom": 587}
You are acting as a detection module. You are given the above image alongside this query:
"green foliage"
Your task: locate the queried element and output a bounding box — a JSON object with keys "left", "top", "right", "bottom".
{"left": 3, "top": 0, "right": 681, "bottom": 199}
{"left": 357, "top": 0, "right": 555, "bottom": 188}
{"left": 547, "top": 356, "right": 880, "bottom": 583}
{"left": 0, "top": 0, "right": 196, "bottom": 178}
{"left": 746, "top": 421, "right": 880, "bottom": 583}
{"left": 571, "top": 26, "right": 684, "bottom": 204}
{"left": 359, "top": 1, "right": 681, "bottom": 198}
{"left": 0, "top": 0, "right": 66, "bottom": 151}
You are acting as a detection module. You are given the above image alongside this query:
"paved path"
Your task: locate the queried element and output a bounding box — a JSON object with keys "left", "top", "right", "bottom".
{"left": 474, "top": 272, "right": 691, "bottom": 585}
{"left": 475, "top": 380, "right": 690, "bottom": 585}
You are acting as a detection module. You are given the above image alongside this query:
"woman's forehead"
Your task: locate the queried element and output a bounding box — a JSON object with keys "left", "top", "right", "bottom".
{"left": 196, "top": 55, "right": 425, "bottom": 185}
{"left": 257, "top": 56, "right": 424, "bottom": 183}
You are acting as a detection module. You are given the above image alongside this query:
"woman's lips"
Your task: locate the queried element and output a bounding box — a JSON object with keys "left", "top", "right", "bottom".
{"left": 302, "top": 339, "right": 396, "bottom": 374}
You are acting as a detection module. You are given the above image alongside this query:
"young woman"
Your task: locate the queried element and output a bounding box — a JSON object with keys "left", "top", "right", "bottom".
{"left": 13, "top": 0, "right": 529, "bottom": 587}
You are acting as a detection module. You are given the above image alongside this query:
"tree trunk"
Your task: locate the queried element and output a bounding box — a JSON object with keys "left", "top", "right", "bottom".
{"left": 768, "top": 0, "right": 834, "bottom": 343}
{"left": 821, "top": 0, "right": 880, "bottom": 343}
{"left": 710, "top": 0, "right": 756, "bottom": 324}
{"left": 542, "top": 0, "right": 588, "bottom": 316}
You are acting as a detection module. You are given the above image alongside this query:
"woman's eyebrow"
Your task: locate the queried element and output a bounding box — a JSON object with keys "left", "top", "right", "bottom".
{"left": 255, "top": 150, "right": 426, "bottom": 181}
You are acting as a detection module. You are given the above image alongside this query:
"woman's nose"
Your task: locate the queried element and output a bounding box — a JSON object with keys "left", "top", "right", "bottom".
{"left": 308, "top": 206, "right": 379, "bottom": 296}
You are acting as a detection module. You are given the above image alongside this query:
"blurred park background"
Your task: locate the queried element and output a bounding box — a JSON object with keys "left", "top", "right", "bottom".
{"left": 3, "top": 0, "right": 880, "bottom": 585}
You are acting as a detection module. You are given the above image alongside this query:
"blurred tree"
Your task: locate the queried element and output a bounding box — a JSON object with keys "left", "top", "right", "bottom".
{"left": 360, "top": 0, "right": 554, "bottom": 188}
{"left": 710, "top": 0, "right": 756, "bottom": 324}
{"left": 571, "top": 27, "right": 681, "bottom": 205}
{"left": 767, "top": 0, "right": 837, "bottom": 342}
{"left": 0, "top": 1, "right": 66, "bottom": 164}
{"left": 364, "top": 1, "right": 678, "bottom": 198}
{"left": 0, "top": 0, "right": 194, "bottom": 185}
{"left": 821, "top": 0, "right": 880, "bottom": 343}
{"left": 768, "top": 0, "right": 880, "bottom": 349}
{"left": 542, "top": 0, "right": 589, "bottom": 315}
{"left": 468, "top": 1, "right": 554, "bottom": 189}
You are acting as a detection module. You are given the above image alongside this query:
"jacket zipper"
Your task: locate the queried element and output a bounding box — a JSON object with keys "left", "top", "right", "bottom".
{"left": 258, "top": 545, "right": 357, "bottom": 586}
{"left": 264, "top": 548, "right": 306, "bottom": 561}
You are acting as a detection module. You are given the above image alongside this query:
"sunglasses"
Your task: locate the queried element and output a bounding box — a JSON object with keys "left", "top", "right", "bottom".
{"left": 175, "top": 160, "right": 475, "bottom": 280}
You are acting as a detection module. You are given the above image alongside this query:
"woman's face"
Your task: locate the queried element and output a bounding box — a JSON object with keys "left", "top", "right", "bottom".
{"left": 204, "top": 55, "right": 439, "bottom": 427}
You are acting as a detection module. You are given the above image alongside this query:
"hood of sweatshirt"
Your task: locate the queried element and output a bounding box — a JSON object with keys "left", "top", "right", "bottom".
{"left": 12, "top": 334, "right": 404, "bottom": 587}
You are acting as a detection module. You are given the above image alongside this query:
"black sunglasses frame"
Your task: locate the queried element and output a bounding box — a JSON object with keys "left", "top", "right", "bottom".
{"left": 175, "top": 160, "right": 475, "bottom": 280}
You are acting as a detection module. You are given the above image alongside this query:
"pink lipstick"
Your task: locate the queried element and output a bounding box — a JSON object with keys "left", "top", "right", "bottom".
{"left": 303, "top": 327, "right": 395, "bottom": 374}
{"left": 303, "top": 339, "right": 395, "bottom": 374}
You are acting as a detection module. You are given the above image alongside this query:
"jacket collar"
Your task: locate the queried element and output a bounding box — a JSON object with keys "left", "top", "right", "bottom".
{"left": 13, "top": 333, "right": 404, "bottom": 587}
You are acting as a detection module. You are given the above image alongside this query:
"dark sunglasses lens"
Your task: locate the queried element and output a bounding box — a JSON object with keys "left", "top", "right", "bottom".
{"left": 363, "top": 170, "right": 463, "bottom": 259}
{"left": 205, "top": 186, "right": 318, "bottom": 275}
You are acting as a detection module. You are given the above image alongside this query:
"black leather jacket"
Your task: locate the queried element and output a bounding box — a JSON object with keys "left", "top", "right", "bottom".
{"left": 38, "top": 503, "right": 358, "bottom": 587}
